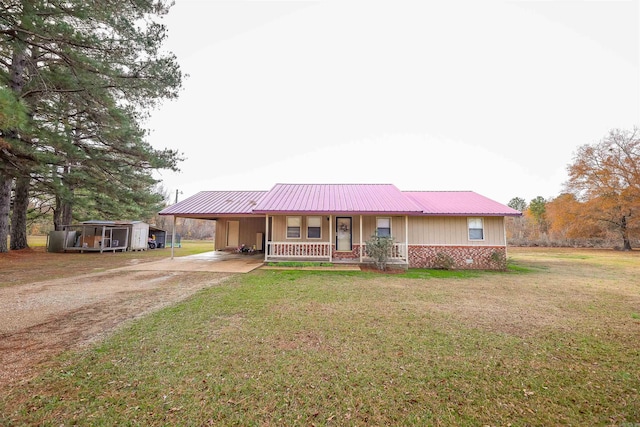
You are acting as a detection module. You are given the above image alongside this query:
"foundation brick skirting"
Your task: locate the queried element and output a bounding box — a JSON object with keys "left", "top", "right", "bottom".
{"left": 408, "top": 245, "right": 507, "bottom": 270}
{"left": 331, "top": 244, "right": 361, "bottom": 260}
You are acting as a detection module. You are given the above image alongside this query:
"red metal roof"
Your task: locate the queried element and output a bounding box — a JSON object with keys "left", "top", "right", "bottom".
{"left": 159, "top": 191, "right": 268, "bottom": 216}
{"left": 158, "top": 186, "right": 521, "bottom": 217}
{"left": 403, "top": 191, "right": 522, "bottom": 216}
{"left": 253, "top": 184, "right": 424, "bottom": 214}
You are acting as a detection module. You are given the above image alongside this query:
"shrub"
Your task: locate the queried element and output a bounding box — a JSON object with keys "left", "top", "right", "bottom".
{"left": 433, "top": 252, "right": 455, "bottom": 270}
{"left": 365, "top": 235, "right": 395, "bottom": 270}
{"left": 490, "top": 250, "right": 507, "bottom": 269}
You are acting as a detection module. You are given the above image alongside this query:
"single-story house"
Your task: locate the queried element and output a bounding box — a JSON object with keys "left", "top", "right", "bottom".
{"left": 159, "top": 183, "right": 521, "bottom": 269}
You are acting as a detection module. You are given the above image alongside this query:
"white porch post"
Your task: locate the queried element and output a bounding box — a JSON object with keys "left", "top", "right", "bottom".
{"left": 405, "top": 215, "right": 409, "bottom": 262}
{"left": 359, "top": 214, "right": 363, "bottom": 263}
{"left": 171, "top": 215, "right": 176, "bottom": 260}
{"left": 264, "top": 215, "right": 269, "bottom": 262}
{"left": 100, "top": 226, "right": 106, "bottom": 254}
{"left": 329, "top": 215, "right": 333, "bottom": 261}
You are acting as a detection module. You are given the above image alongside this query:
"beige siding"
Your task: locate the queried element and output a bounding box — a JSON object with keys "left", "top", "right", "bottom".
{"left": 271, "top": 215, "right": 368, "bottom": 242}
{"left": 408, "top": 216, "right": 505, "bottom": 246}
{"left": 215, "top": 218, "right": 265, "bottom": 249}
{"left": 270, "top": 215, "right": 410, "bottom": 244}
{"left": 361, "top": 216, "right": 406, "bottom": 243}
{"left": 271, "top": 215, "right": 332, "bottom": 241}
{"left": 216, "top": 215, "right": 505, "bottom": 248}
{"left": 361, "top": 216, "right": 375, "bottom": 241}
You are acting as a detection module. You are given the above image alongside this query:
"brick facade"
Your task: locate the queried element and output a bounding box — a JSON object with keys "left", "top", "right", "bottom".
{"left": 408, "top": 245, "right": 507, "bottom": 270}
{"left": 331, "top": 244, "right": 361, "bottom": 260}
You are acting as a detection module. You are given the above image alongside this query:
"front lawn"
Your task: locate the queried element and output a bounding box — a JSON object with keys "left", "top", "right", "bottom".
{"left": 1, "top": 248, "right": 639, "bottom": 425}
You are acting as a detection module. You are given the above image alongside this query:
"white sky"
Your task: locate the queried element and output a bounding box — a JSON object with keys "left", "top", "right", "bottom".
{"left": 146, "top": 0, "right": 639, "bottom": 206}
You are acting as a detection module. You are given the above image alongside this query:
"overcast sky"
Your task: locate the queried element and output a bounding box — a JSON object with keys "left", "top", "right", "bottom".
{"left": 146, "top": 0, "right": 639, "bottom": 206}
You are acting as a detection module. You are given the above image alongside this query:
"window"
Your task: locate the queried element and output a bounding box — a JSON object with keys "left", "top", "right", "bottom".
{"left": 376, "top": 217, "right": 391, "bottom": 237}
{"left": 287, "top": 216, "right": 301, "bottom": 239}
{"left": 307, "top": 216, "right": 322, "bottom": 239}
{"left": 468, "top": 218, "right": 484, "bottom": 240}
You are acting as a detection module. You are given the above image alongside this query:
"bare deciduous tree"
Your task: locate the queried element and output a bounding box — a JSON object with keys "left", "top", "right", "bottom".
{"left": 565, "top": 127, "right": 640, "bottom": 250}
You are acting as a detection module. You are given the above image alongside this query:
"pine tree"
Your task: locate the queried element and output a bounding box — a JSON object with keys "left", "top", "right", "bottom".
{"left": 0, "top": 0, "right": 184, "bottom": 251}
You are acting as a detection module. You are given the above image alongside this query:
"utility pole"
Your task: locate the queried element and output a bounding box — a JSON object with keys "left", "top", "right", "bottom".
{"left": 171, "top": 189, "right": 180, "bottom": 260}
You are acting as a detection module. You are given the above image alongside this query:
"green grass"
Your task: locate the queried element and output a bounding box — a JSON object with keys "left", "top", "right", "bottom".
{"left": 2, "top": 248, "right": 639, "bottom": 425}
{"left": 25, "top": 235, "right": 214, "bottom": 254}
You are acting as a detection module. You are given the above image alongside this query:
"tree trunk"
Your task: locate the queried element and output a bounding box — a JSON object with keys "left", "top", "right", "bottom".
{"left": 10, "top": 175, "right": 30, "bottom": 250}
{"left": 54, "top": 165, "right": 74, "bottom": 230}
{"left": 53, "top": 202, "right": 62, "bottom": 232}
{"left": 4, "top": 27, "right": 27, "bottom": 251}
{"left": 620, "top": 215, "right": 632, "bottom": 251}
{"left": 0, "top": 173, "right": 12, "bottom": 253}
{"left": 62, "top": 198, "right": 73, "bottom": 227}
{"left": 53, "top": 197, "right": 74, "bottom": 231}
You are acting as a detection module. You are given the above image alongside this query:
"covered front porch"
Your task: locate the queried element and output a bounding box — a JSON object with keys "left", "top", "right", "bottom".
{"left": 263, "top": 214, "right": 409, "bottom": 266}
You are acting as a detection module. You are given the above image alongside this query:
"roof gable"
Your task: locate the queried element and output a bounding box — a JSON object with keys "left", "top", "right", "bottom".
{"left": 253, "top": 184, "right": 424, "bottom": 214}
{"left": 403, "top": 191, "right": 521, "bottom": 216}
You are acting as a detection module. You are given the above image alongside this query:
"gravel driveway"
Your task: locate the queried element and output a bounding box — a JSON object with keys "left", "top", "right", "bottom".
{"left": 0, "top": 254, "right": 264, "bottom": 387}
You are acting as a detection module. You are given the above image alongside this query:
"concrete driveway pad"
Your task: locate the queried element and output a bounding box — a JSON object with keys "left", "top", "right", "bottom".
{"left": 118, "top": 251, "right": 265, "bottom": 273}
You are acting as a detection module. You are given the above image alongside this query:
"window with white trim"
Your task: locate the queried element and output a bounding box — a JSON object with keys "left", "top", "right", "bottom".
{"left": 307, "top": 216, "right": 322, "bottom": 239}
{"left": 286, "top": 216, "right": 301, "bottom": 239}
{"left": 468, "top": 218, "right": 484, "bottom": 240}
{"left": 376, "top": 217, "right": 391, "bottom": 237}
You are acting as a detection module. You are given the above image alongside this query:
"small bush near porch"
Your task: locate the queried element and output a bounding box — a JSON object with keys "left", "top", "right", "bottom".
{"left": 364, "top": 234, "right": 396, "bottom": 270}
{"left": 1, "top": 248, "right": 639, "bottom": 426}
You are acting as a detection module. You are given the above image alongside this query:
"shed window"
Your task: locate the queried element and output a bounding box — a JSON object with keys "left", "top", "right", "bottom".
{"left": 307, "top": 216, "right": 322, "bottom": 239}
{"left": 287, "top": 216, "right": 301, "bottom": 239}
{"left": 377, "top": 217, "right": 391, "bottom": 237}
{"left": 468, "top": 218, "right": 484, "bottom": 240}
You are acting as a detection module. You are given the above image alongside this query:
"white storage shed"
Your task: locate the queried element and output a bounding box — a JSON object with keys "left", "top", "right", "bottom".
{"left": 59, "top": 220, "right": 150, "bottom": 253}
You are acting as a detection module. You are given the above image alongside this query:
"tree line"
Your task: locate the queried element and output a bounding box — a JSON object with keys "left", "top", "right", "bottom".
{"left": 0, "top": 0, "right": 183, "bottom": 252}
{"left": 507, "top": 127, "right": 640, "bottom": 250}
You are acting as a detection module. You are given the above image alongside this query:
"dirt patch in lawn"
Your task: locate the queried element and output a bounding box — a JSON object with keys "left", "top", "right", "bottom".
{"left": 0, "top": 267, "right": 232, "bottom": 387}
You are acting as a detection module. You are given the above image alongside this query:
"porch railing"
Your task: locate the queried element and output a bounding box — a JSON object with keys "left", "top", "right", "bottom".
{"left": 266, "top": 241, "right": 408, "bottom": 263}
{"left": 362, "top": 242, "right": 407, "bottom": 262}
{"left": 267, "top": 242, "right": 332, "bottom": 259}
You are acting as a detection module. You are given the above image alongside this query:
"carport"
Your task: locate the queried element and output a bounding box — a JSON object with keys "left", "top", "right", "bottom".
{"left": 159, "top": 190, "right": 268, "bottom": 260}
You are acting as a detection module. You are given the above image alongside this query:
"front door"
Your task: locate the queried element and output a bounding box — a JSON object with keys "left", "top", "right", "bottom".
{"left": 227, "top": 220, "right": 239, "bottom": 248}
{"left": 336, "top": 217, "right": 352, "bottom": 251}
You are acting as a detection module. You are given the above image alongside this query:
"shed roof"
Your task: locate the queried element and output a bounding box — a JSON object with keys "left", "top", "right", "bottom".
{"left": 404, "top": 191, "right": 522, "bottom": 216}
{"left": 159, "top": 191, "right": 268, "bottom": 216}
{"left": 253, "top": 184, "right": 424, "bottom": 214}
{"left": 77, "top": 220, "right": 147, "bottom": 226}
